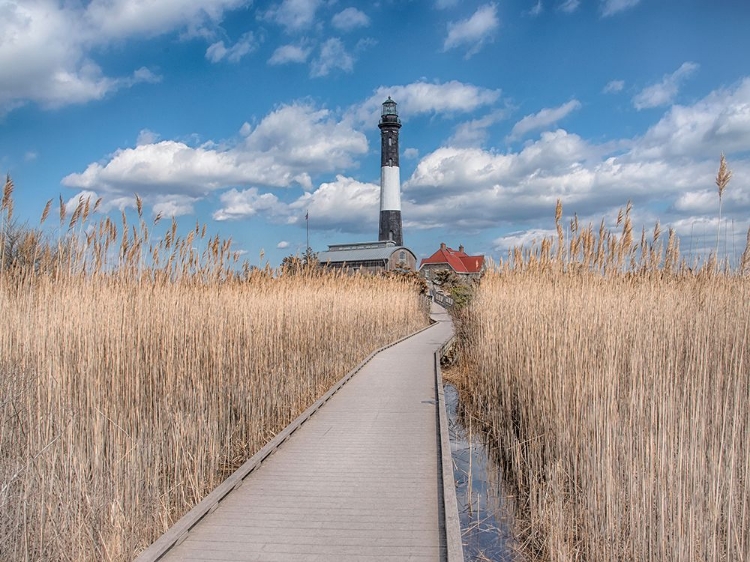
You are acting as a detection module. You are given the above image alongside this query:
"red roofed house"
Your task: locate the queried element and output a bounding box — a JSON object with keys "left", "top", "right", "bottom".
{"left": 419, "top": 243, "right": 485, "bottom": 282}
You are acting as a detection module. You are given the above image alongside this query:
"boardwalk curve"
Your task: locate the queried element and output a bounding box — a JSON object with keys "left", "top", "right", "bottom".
{"left": 137, "top": 302, "right": 460, "bottom": 561}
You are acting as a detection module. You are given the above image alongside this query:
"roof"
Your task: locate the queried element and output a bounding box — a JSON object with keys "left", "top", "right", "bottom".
{"left": 419, "top": 244, "right": 484, "bottom": 274}
{"left": 326, "top": 240, "right": 397, "bottom": 252}
{"left": 318, "top": 242, "right": 415, "bottom": 265}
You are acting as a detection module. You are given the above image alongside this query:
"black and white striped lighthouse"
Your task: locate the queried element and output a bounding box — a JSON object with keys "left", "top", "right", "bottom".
{"left": 378, "top": 97, "right": 403, "bottom": 246}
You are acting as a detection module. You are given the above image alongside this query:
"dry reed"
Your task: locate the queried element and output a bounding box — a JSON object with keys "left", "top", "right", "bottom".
{"left": 0, "top": 183, "right": 429, "bottom": 560}
{"left": 452, "top": 200, "right": 750, "bottom": 561}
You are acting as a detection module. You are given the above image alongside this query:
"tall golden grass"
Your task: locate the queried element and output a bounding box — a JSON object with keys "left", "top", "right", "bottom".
{"left": 0, "top": 185, "right": 429, "bottom": 560}
{"left": 452, "top": 200, "right": 750, "bottom": 560}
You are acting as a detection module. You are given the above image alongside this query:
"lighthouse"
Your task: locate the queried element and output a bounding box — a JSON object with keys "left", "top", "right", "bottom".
{"left": 316, "top": 96, "right": 418, "bottom": 273}
{"left": 378, "top": 97, "right": 403, "bottom": 246}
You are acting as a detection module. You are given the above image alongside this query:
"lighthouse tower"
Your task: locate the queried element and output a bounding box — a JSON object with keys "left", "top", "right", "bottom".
{"left": 378, "top": 97, "right": 403, "bottom": 246}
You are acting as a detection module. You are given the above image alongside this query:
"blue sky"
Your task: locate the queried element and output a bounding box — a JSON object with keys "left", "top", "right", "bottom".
{"left": 2, "top": 0, "right": 749, "bottom": 267}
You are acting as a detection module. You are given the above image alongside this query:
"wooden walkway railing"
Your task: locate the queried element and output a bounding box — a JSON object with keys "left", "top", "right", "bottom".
{"left": 432, "top": 290, "right": 454, "bottom": 309}
{"left": 135, "top": 302, "right": 462, "bottom": 562}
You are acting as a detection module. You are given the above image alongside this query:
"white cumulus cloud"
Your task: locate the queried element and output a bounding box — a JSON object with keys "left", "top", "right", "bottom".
{"left": 213, "top": 188, "right": 284, "bottom": 221}
{"left": 509, "top": 100, "right": 582, "bottom": 140}
{"left": 268, "top": 44, "right": 312, "bottom": 65}
{"left": 331, "top": 8, "right": 370, "bottom": 31}
{"left": 151, "top": 195, "right": 200, "bottom": 217}
{"left": 396, "top": 79, "right": 750, "bottom": 245}
{"left": 0, "top": 0, "right": 243, "bottom": 114}
{"left": 262, "top": 0, "right": 321, "bottom": 32}
{"left": 450, "top": 109, "right": 510, "bottom": 147}
{"left": 310, "top": 38, "right": 354, "bottom": 77}
{"left": 352, "top": 81, "right": 502, "bottom": 125}
{"left": 603, "top": 80, "right": 625, "bottom": 94}
{"left": 62, "top": 102, "right": 368, "bottom": 214}
{"left": 559, "top": 0, "right": 580, "bottom": 13}
{"left": 206, "top": 31, "right": 258, "bottom": 63}
{"left": 632, "top": 77, "right": 750, "bottom": 159}
{"left": 633, "top": 62, "right": 699, "bottom": 110}
{"left": 292, "top": 176, "right": 379, "bottom": 232}
{"left": 600, "top": 0, "right": 641, "bottom": 17}
{"left": 492, "top": 228, "right": 557, "bottom": 254}
{"left": 137, "top": 129, "right": 160, "bottom": 146}
{"left": 213, "top": 175, "right": 379, "bottom": 233}
{"left": 443, "top": 3, "right": 499, "bottom": 57}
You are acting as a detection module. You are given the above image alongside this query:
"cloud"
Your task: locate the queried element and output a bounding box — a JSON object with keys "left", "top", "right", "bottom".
{"left": 239, "top": 122, "right": 253, "bottom": 136}
{"left": 137, "top": 129, "right": 161, "bottom": 146}
{"left": 63, "top": 141, "right": 245, "bottom": 195}
{"left": 206, "top": 31, "right": 258, "bottom": 63}
{"left": 64, "top": 190, "right": 102, "bottom": 216}
{"left": 0, "top": 0, "right": 243, "bottom": 113}
{"left": 559, "top": 0, "right": 580, "bottom": 13}
{"left": 268, "top": 44, "right": 313, "bottom": 65}
{"left": 672, "top": 190, "right": 717, "bottom": 214}
{"left": 62, "top": 102, "right": 368, "bottom": 210}
{"left": 407, "top": 130, "right": 596, "bottom": 200}
{"left": 53, "top": 77, "right": 750, "bottom": 252}
{"left": 213, "top": 188, "right": 284, "bottom": 221}
{"left": 277, "top": 240, "right": 290, "bottom": 249}
{"left": 293, "top": 176, "right": 379, "bottom": 232}
{"left": 435, "top": 0, "right": 459, "bottom": 8}
{"left": 633, "top": 62, "right": 699, "bottom": 110}
{"left": 443, "top": 3, "right": 499, "bottom": 57}
{"left": 403, "top": 148, "right": 420, "bottom": 160}
{"left": 600, "top": 0, "right": 641, "bottom": 17}
{"left": 352, "top": 80, "right": 502, "bottom": 125}
{"left": 262, "top": 0, "right": 321, "bottom": 32}
{"left": 450, "top": 110, "right": 510, "bottom": 147}
{"left": 213, "top": 175, "right": 379, "bottom": 233}
{"left": 58, "top": 79, "right": 503, "bottom": 223}
{"left": 509, "top": 100, "right": 582, "bottom": 140}
{"left": 83, "top": 0, "right": 247, "bottom": 39}
{"left": 492, "top": 228, "right": 557, "bottom": 254}
{"left": 672, "top": 172, "right": 750, "bottom": 217}
{"left": 603, "top": 80, "right": 625, "bottom": 94}
{"left": 128, "top": 68, "right": 162, "bottom": 87}
{"left": 632, "top": 77, "right": 750, "bottom": 159}
{"left": 310, "top": 38, "right": 354, "bottom": 77}
{"left": 395, "top": 79, "right": 750, "bottom": 244}
{"left": 401, "top": 139, "right": 714, "bottom": 233}
{"left": 529, "top": 1, "right": 543, "bottom": 16}
{"left": 331, "top": 8, "right": 370, "bottom": 31}
{"left": 151, "top": 195, "right": 200, "bottom": 217}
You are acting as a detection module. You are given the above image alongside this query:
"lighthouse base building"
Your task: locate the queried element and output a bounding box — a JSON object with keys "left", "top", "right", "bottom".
{"left": 317, "top": 240, "right": 416, "bottom": 274}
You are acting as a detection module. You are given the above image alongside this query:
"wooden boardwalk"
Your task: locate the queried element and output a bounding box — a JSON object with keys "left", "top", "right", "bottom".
{"left": 137, "top": 303, "right": 460, "bottom": 562}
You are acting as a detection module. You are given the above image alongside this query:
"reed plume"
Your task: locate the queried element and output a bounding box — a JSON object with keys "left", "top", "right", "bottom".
{"left": 715, "top": 153, "right": 732, "bottom": 261}
{"left": 1, "top": 174, "right": 13, "bottom": 220}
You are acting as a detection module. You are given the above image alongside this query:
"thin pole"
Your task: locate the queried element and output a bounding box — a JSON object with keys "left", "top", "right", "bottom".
{"left": 306, "top": 210, "right": 309, "bottom": 253}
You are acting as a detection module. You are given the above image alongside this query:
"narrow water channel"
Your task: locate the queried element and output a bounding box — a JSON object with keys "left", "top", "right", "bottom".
{"left": 444, "top": 384, "right": 520, "bottom": 562}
